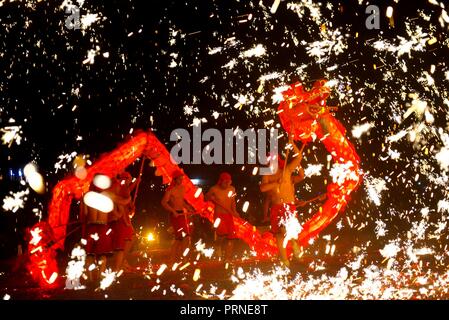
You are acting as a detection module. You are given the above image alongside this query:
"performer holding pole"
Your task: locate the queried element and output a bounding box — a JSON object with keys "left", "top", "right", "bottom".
{"left": 80, "top": 173, "right": 125, "bottom": 283}
{"left": 205, "top": 172, "right": 240, "bottom": 263}
{"left": 109, "top": 170, "right": 140, "bottom": 272}
{"left": 161, "top": 170, "right": 192, "bottom": 266}
{"left": 260, "top": 139, "right": 306, "bottom": 268}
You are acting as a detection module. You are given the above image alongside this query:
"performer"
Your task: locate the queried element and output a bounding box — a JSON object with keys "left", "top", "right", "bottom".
{"left": 80, "top": 174, "right": 116, "bottom": 282}
{"left": 115, "top": 171, "right": 140, "bottom": 271}
{"left": 206, "top": 172, "right": 240, "bottom": 262}
{"left": 260, "top": 140, "right": 305, "bottom": 268}
{"left": 161, "top": 170, "right": 192, "bottom": 265}
{"left": 107, "top": 173, "right": 135, "bottom": 272}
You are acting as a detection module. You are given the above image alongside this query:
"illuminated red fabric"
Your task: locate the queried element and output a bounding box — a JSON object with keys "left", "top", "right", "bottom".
{"left": 278, "top": 80, "right": 361, "bottom": 247}
{"left": 28, "top": 80, "right": 361, "bottom": 286}
{"left": 27, "top": 222, "right": 59, "bottom": 288}
{"left": 28, "top": 131, "right": 278, "bottom": 286}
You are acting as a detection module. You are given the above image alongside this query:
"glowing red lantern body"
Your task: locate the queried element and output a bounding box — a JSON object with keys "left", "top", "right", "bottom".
{"left": 27, "top": 80, "right": 361, "bottom": 286}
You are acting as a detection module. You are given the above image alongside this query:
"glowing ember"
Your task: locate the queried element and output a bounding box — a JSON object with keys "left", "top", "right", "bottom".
{"left": 194, "top": 188, "right": 203, "bottom": 198}
{"left": 271, "top": 0, "right": 281, "bottom": 14}
{"left": 240, "top": 44, "right": 266, "bottom": 58}
{"left": 329, "top": 162, "right": 359, "bottom": 186}
{"left": 2, "top": 189, "right": 29, "bottom": 213}
{"left": 99, "top": 269, "right": 117, "bottom": 290}
{"left": 213, "top": 218, "right": 221, "bottom": 228}
{"left": 242, "top": 201, "right": 250, "bottom": 213}
{"left": 193, "top": 269, "right": 201, "bottom": 282}
{"left": 304, "top": 164, "right": 323, "bottom": 178}
{"left": 156, "top": 264, "right": 167, "bottom": 276}
{"left": 195, "top": 240, "right": 214, "bottom": 258}
{"left": 65, "top": 246, "right": 86, "bottom": 290}
{"left": 352, "top": 123, "right": 374, "bottom": 139}
{"left": 279, "top": 206, "right": 302, "bottom": 248}
{"left": 23, "top": 163, "right": 45, "bottom": 194}
{"left": 1, "top": 125, "right": 22, "bottom": 146}
{"left": 364, "top": 176, "right": 388, "bottom": 206}
{"left": 83, "top": 191, "right": 114, "bottom": 213}
{"left": 146, "top": 232, "right": 156, "bottom": 242}
{"left": 92, "top": 174, "right": 112, "bottom": 190}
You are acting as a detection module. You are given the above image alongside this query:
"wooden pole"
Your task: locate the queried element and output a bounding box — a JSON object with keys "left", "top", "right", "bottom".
{"left": 132, "top": 157, "right": 146, "bottom": 206}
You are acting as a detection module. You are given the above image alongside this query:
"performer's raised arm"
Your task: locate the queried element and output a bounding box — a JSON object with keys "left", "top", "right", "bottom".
{"left": 230, "top": 187, "right": 239, "bottom": 217}
{"left": 286, "top": 141, "right": 306, "bottom": 173}
{"left": 292, "top": 166, "right": 305, "bottom": 184}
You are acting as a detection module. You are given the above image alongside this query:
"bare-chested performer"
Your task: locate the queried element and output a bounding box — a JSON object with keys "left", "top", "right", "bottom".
{"left": 206, "top": 172, "right": 240, "bottom": 262}
{"left": 80, "top": 173, "right": 130, "bottom": 282}
{"left": 111, "top": 171, "right": 140, "bottom": 271}
{"left": 161, "top": 170, "right": 192, "bottom": 265}
{"left": 105, "top": 173, "right": 137, "bottom": 272}
{"left": 260, "top": 141, "right": 306, "bottom": 268}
